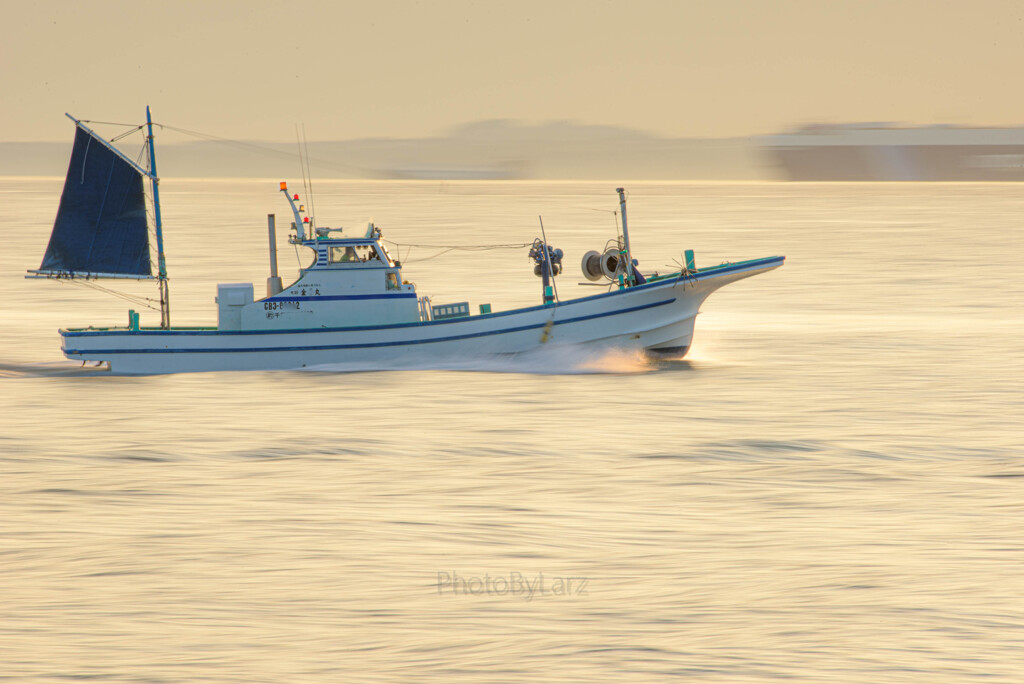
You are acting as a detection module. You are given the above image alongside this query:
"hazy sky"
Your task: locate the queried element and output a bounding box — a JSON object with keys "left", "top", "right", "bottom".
{"left": 5, "top": 0, "right": 1024, "bottom": 142}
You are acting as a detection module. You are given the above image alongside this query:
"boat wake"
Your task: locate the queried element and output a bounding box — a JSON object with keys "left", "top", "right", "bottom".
{"left": 5, "top": 345, "right": 702, "bottom": 378}
{"left": 0, "top": 361, "right": 112, "bottom": 379}
{"left": 300, "top": 343, "right": 659, "bottom": 375}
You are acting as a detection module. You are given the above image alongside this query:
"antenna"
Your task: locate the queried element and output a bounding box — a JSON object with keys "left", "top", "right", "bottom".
{"left": 295, "top": 124, "right": 316, "bottom": 229}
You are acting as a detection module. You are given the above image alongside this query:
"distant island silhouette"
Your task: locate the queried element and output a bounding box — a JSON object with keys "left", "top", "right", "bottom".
{"left": 0, "top": 119, "right": 766, "bottom": 180}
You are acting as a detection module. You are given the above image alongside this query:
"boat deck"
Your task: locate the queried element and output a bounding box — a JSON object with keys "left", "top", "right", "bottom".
{"left": 61, "top": 256, "right": 783, "bottom": 335}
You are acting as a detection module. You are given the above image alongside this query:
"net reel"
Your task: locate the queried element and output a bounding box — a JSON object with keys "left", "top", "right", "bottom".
{"left": 580, "top": 248, "right": 626, "bottom": 282}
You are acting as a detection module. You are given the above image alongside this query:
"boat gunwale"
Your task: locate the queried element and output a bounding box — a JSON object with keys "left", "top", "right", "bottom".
{"left": 60, "top": 255, "right": 783, "bottom": 338}
{"left": 61, "top": 298, "right": 684, "bottom": 355}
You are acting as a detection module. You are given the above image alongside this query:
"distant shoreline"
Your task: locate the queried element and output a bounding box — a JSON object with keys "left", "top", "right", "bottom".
{"left": 0, "top": 121, "right": 771, "bottom": 181}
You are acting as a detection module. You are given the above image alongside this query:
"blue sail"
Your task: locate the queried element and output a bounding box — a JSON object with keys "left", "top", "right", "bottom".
{"left": 37, "top": 125, "right": 152, "bottom": 278}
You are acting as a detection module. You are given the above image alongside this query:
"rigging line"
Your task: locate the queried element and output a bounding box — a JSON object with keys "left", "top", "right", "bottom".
{"left": 398, "top": 245, "right": 533, "bottom": 263}
{"left": 157, "top": 123, "right": 372, "bottom": 174}
{"left": 383, "top": 239, "right": 530, "bottom": 250}
{"left": 67, "top": 279, "right": 161, "bottom": 310}
{"left": 134, "top": 142, "right": 149, "bottom": 172}
{"left": 110, "top": 125, "right": 145, "bottom": 144}
{"left": 400, "top": 248, "right": 461, "bottom": 263}
{"left": 163, "top": 123, "right": 309, "bottom": 157}
{"left": 77, "top": 279, "right": 159, "bottom": 304}
{"left": 79, "top": 119, "right": 141, "bottom": 128}
{"left": 578, "top": 207, "right": 619, "bottom": 235}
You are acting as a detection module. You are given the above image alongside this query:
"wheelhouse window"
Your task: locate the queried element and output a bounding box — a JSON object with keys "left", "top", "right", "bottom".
{"left": 329, "top": 246, "right": 358, "bottom": 263}
{"left": 328, "top": 243, "right": 384, "bottom": 264}
{"left": 385, "top": 272, "right": 400, "bottom": 290}
{"left": 379, "top": 242, "right": 396, "bottom": 265}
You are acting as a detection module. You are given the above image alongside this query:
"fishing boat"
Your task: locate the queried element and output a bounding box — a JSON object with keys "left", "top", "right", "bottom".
{"left": 28, "top": 110, "right": 784, "bottom": 374}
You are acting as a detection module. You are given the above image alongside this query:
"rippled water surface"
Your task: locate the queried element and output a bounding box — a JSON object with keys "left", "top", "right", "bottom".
{"left": 1, "top": 179, "right": 1022, "bottom": 681}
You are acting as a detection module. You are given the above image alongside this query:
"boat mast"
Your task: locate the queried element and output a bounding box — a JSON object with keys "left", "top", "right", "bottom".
{"left": 616, "top": 187, "right": 635, "bottom": 286}
{"left": 146, "top": 106, "right": 170, "bottom": 328}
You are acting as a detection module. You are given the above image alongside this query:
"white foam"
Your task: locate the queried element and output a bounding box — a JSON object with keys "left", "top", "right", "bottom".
{"left": 299, "top": 343, "right": 657, "bottom": 375}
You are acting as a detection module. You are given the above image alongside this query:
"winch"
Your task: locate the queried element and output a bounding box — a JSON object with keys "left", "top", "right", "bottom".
{"left": 529, "top": 238, "right": 563, "bottom": 305}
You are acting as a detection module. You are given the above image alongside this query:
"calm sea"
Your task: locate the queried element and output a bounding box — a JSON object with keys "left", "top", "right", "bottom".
{"left": 1, "top": 179, "right": 1022, "bottom": 682}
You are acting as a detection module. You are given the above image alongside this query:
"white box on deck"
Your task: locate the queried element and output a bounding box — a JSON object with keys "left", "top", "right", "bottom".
{"left": 217, "top": 283, "right": 254, "bottom": 330}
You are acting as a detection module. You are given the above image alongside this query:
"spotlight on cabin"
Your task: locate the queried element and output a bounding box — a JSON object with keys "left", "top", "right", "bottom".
{"left": 529, "top": 241, "right": 563, "bottom": 278}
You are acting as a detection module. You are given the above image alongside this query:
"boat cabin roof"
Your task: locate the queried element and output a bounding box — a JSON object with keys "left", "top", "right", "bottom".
{"left": 301, "top": 235, "right": 399, "bottom": 270}
{"left": 306, "top": 236, "right": 380, "bottom": 246}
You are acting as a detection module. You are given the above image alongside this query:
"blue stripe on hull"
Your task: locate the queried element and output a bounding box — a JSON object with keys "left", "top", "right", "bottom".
{"left": 64, "top": 298, "right": 677, "bottom": 356}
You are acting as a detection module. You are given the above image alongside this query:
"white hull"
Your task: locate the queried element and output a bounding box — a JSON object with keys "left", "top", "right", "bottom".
{"left": 61, "top": 257, "right": 783, "bottom": 374}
